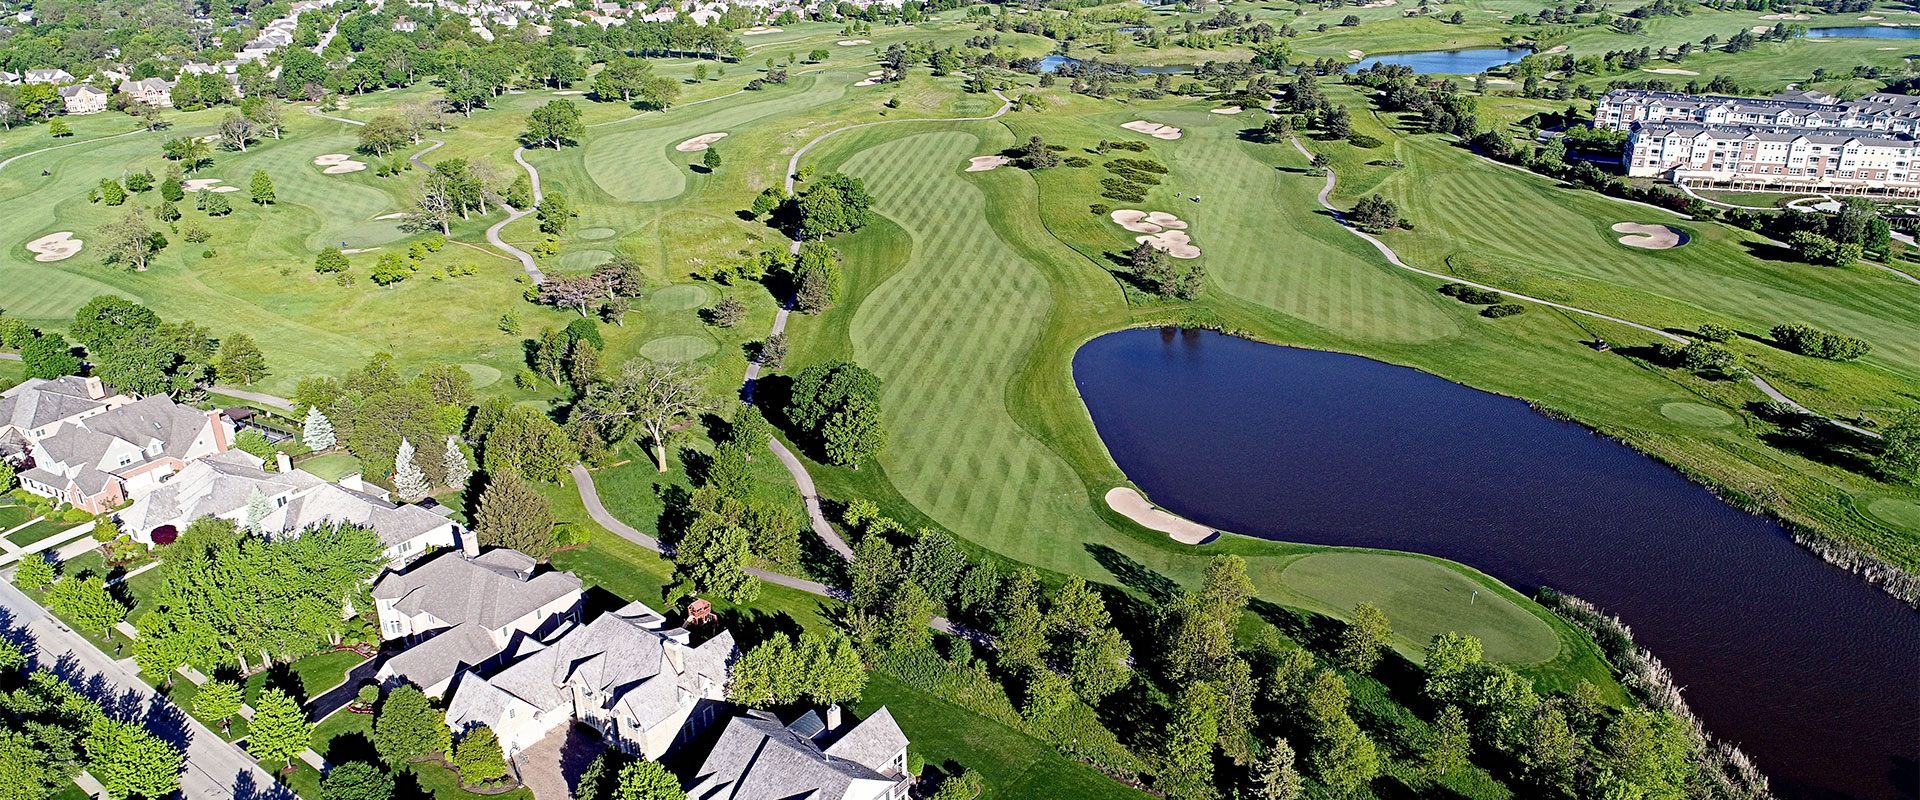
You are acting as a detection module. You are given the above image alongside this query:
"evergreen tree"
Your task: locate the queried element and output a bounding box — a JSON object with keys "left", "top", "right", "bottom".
{"left": 247, "top": 688, "right": 314, "bottom": 767}
{"left": 394, "top": 438, "right": 430, "bottom": 502}
{"left": 244, "top": 488, "right": 271, "bottom": 535}
{"left": 321, "top": 761, "right": 394, "bottom": 800}
{"left": 1254, "top": 738, "right": 1303, "bottom": 800}
{"left": 453, "top": 726, "right": 506, "bottom": 782}
{"left": 443, "top": 436, "right": 473, "bottom": 490}
{"left": 304, "top": 406, "right": 337, "bottom": 450}
{"left": 702, "top": 148, "right": 722, "bottom": 171}
{"left": 612, "top": 760, "right": 684, "bottom": 800}
{"left": 474, "top": 470, "right": 556, "bottom": 559}
{"left": 250, "top": 169, "right": 275, "bottom": 205}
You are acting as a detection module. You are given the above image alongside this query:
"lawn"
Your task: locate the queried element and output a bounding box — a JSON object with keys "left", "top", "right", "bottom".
{"left": 0, "top": 504, "right": 37, "bottom": 533}
{"left": 293, "top": 709, "right": 531, "bottom": 800}
{"left": 296, "top": 452, "right": 363, "bottom": 481}
{"left": 5, "top": 517, "right": 77, "bottom": 548}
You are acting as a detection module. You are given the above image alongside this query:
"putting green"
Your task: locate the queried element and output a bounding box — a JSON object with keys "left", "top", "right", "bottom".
{"left": 1280, "top": 552, "right": 1560, "bottom": 665}
{"left": 556, "top": 249, "right": 616, "bottom": 270}
{"left": 1865, "top": 497, "right": 1920, "bottom": 532}
{"left": 649, "top": 284, "right": 712, "bottom": 311}
{"left": 639, "top": 335, "right": 718, "bottom": 362}
{"left": 577, "top": 227, "right": 617, "bottom": 240}
{"left": 1659, "top": 402, "right": 1735, "bottom": 427}
{"left": 460, "top": 363, "right": 502, "bottom": 389}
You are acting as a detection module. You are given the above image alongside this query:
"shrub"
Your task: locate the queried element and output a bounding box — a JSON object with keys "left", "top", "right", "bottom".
{"left": 1480, "top": 303, "right": 1526, "bottom": 318}
{"left": 1348, "top": 133, "right": 1384, "bottom": 148}
{"left": 1696, "top": 322, "right": 1735, "bottom": 343}
{"left": 1771, "top": 322, "right": 1871, "bottom": 361}
{"left": 1438, "top": 283, "right": 1502, "bottom": 304}
{"left": 1089, "top": 203, "right": 1111, "bottom": 215}
{"left": 1063, "top": 156, "right": 1092, "bottom": 167}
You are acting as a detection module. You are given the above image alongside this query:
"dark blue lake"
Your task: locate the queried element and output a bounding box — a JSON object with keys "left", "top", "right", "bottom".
{"left": 1807, "top": 25, "right": 1920, "bottom": 38}
{"left": 1072, "top": 328, "right": 1920, "bottom": 800}
{"left": 1355, "top": 47, "right": 1529, "bottom": 73}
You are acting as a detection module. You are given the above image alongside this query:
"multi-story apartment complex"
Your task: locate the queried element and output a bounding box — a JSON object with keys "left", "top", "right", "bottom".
{"left": 1603, "top": 88, "right": 1920, "bottom": 196}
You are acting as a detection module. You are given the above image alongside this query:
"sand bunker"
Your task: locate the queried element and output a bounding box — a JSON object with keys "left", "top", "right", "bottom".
{"left": 1880, "top": 46, "right": 1899, "bottom": 50}
{"left": 210, "top": 185, "right": 240, "bottom": 192}
{"left": 1541, "top": 44, "right": 1569, "bottom": 54}
{"left": 341, "top": 247, "right": 379, "bottom": 254}
{"left": 182, "top": 178, "right": 224, "bottom": 192}
{"left": 1106, "top": 488, "right": 1213, "bottom": 544}
{"left": 1137, "top": 229, "right": 1201, "bottom": 259}
{"left": 323, "top": 160, "right": 368, "bottom": 174}
{"left": 1612, "top": 222, "right": 1687, "bottom": 249}
{"left": 1110, "top": 209, "right": 1189, "bottom": 233}
{"left": 1759, "top": 12, "right": 1809, "bottom": 19}
{"left": 742, "top": 26, "right": 783, "bottom": 34}
{"left": 1486, "top": 78, "right": 1516, "bottom": 85}
{"left": 853, "top": 78, "right": 880, "bottom": 86}
{"left": 675, "top": 132, "right": 728, "bottom": 152}
{"left": 868, "top": 70, "right": 885, "bottom": 76}
{"left": 375, "top": 212, "right": 408, "bottom": 220}
{"left": 24, "top": 231, "right": 83, "bottom": 262}
{"left": 837, "top": 39, "right": 871, "bottom": 45}
{"left": 553, "top": 90, "right": 583, "bottom": 95}
{"left": 1642, "top": 67, "right": 1699, "bottom": 75}
{"left": 1210, "top": 106, "right": 1243, "bottom": 114}
{"left": 1750, "top": 25, "right": 1772, "bottom": 32}
{"left": 1121, "top": 120, "right": 1182, "bottom": 140}
{"left": 313, "top": 154, "right": 353, "bottom": 166}
{"left": 965, "top": 155, "right": 1011, "bottom": 172}
{"left": 1347, "top": 49, "right": 1365, "bottom": 58}
{"left": 1358, "top": 0, "right": 1395, "bottom": 7}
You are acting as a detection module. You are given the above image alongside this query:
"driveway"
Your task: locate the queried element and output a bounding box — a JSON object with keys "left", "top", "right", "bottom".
{"left": 513, "top": 724, "right": 608, "bottom": 800}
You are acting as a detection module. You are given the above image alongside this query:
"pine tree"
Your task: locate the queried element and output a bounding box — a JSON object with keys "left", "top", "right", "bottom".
{"left": 394, "top": 438, "right": 430, "bottom": 502}
{"left": 244, "top": 488, "right": 271, "bottom": 536}
{"left": 1255, "top": 738, "right": 1303, "bottom": 800}
{"left": 474, "top": 470, "right": 555, "bottom": 559}
{"left": 444, "top": 436, "right": 473, "bottom": 490}
{"left": 303, "top": 405, "right": 337, "bottom": 450}
{"left": 250, "top": 169, "right": 275, "bottom": 204}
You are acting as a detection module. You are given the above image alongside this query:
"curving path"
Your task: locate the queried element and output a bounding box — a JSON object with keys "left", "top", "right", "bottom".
{"left": 1292, "top": 136, "right": 1880, "bottom": 439}
{"left": 486, "top": 147, "right": 546, "bottom": 283}
{"left": 0, "top": 127, "right": 151, "bottom": 176}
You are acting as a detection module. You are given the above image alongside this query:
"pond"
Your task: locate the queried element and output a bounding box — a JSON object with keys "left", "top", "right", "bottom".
{"left": 1072, "top": 328, "right": 1920, "bottom": 800}
{"left": 1036, "top": 54, "right": 1191, "bottom": 74}
{"left": 1355, "top": 47, "right": 1530, "bottom": 74}
{"left": 1806, "top": 25, "right": 1920, "bottom": 38}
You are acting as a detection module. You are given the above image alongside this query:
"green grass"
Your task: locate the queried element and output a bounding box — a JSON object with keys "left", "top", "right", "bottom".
{"left": 638, "top": 334, "right": 720, "bottom": 361}
{"left": 296, "top": 453, "right": 363, "bottom": 481}
{"left": 0, "top": 505, "right": 38, "bottom": 534}
{"left": 295, "top": 710, "right": 530, "bottom": 800}
{"left": 1279, "top": 552, "right": 1558, "bottom": 664}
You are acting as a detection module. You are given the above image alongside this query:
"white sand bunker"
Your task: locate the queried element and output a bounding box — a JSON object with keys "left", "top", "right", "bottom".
{"left": 313, "top": 154, "right": 353, "bottom": 166}
{"left": 182, "top": 178, "right": 224, "bottom": 192}
{"left": 211, "top": 185, "right": 240, "bottom": 192}
{"left": 1121, "top": 120, "right": 1182, "bottom": 140}
{"left": 1107, "top": 488, "right": 1213, "bottom": 544}
{"left": 1642, "top": 67, "right": 1699, "bottom": 75}
{"left": 837, "top": 39, "right": 871, "bottom": 45}
{"left": 1861, "top": 14, "right": 1884, "bottom": 19}
{"left": 675, "top": 132, "right": 728, "bottom": 152}
{"left": 1542, "top": 44, "right": 1569, "bottom": 54}
{"left": 341, "top": 247, "right": 380, "bottom": 254}
{"left": 1760, "top": 12, "right": 1809, "bottom": 19}
{"left": 375, "top": 212, "right": 408, "bottom": 220}
{"left": 1210, "top": 106, "right": 1243, "bottom": 114}
{"left": 1347, "top": 49, "right": 1365, "bottom": 58}
{"left": 1110, "top": 209, "right": 1189, "bottom": 233}
{"left": 1137, "top": 229, "right": 1201, "bottom": 259}
{"left": 553, "top": 90, "right": 583, "bottom": 95}
{"left": 324, "top": 160, "right": 368, "bottom": 174}
{"left": 1358, "top": 0, "right": 1395, "bottom": 7}
{"left": 1750, "top": 25, "right": 1772, "bottom": 32}
{"left": 854, "top": 78, "right": 879, "bottom": 86}
{"left": 965, "top": 155, "right": 1010, "bottom": 172}
{"left": 1613, "top": 222, "right": 1687, "bottom": 249}
{"left": 24, "top": 231, "right": 83, "bottom": 262}
{"left": 742, "top": 26, "right": 782, "bottom": 34}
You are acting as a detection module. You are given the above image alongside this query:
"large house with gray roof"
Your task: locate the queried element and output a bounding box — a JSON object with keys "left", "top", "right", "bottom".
{"left": 686, "top": 706, "right": 911, "bottom": 800}
{"left": 13, "top": 390, "right": 234, "bottom": 514}
{"left": 0, "top": 377, "right": 131, "bottom": 455}
{"left": 443, "top": 599, "right": 737, "bottom": 760}
{"left": 119, "top": 449, "right": 462, "bottom": 565}
{"left": 371, "top": 548, "right": 583, "bottom": 696}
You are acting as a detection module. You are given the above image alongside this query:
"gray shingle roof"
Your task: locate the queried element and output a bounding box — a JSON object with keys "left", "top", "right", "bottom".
{"left": 0, "top": 377, "right": 110, "bottom": 432}
{"left": 373, "top": 550, "right": 582, "bottom": 631}
{"left": 380, "top": 622, "right": 504, "bottom": 691}
{"left": 689, "top": 708, "right": 908, "bottom": 800}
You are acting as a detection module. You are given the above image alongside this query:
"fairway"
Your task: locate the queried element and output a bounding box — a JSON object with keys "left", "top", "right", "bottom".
{"left": 1280, "top": 551, "right": 1561, "bottom": 664}
{"left": 556, "top": 249, "right": 617, "bottom": 270}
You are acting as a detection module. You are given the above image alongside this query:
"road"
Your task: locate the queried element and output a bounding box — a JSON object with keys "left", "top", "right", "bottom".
{"left": 0, "top": 581, "right": 297, "bottom": 800}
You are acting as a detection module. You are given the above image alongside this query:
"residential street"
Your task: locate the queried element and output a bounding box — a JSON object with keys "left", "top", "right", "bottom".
{"left": 0, "top": 580, "right": 298, "bottom": 800}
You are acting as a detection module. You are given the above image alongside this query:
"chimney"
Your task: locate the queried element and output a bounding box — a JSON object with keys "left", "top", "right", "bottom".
{"left": 275, "top": 451, "right": 292, "bottom": 473}
{"left": 825, "top": 703, "right": 842, "bottom": 731}
{"left": 340, "top": 472, "right": 364, "bottom": 493}
{"left": 83, "top": 376, "right": 104, "bottom": 399}
{"left": 460, "top": 527, "right": 480, "bottom": 558}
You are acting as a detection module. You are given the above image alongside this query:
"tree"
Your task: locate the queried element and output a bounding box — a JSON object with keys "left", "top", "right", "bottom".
{"left": 536, "top": 191, "right": 576, "bottom": 235}
{"left": 101, "top": 179, "right": 127, "bottom": 206}
{"left": 20, "top": 332, "right": 80, "bottom": 379}
{"left": 1311, "top": 717, "right": 1380, "bottom": 796}
{"left": 453, "top": 726, "right": 506, "bottom": 783}
{"left": 640, "top": 77, "right": 680, "bottom": 110}
{"left": 305, "top": 406, "right": 338, "bottom": 450}
{"left": 1254, "top": 738, "right": 1303, "bottom": 800}
{"left": 1425, "top": 705, "right": 1470, "bottom": 777}
{"left": 728, "top": 630, "right": 868, "bottom": 707}
{"left": 358, "top": 115, "right": 410, "bottom": 156}
{"left": 796, "top": 173, "right": 875, "bottom": 240}
{"left": 85, "top": 718, "right": 182, "bottom": 800}
{"left": 575, "top": 360, "right": 710, "bottom": 472}
{"left": 1423, "top": 631, "right": 1483, "bottom": 702}
{"left": 393, "top": 439, "right": 430, "bottom": 501}
{"left": 48, "top": 574, "right": 128, "bottom": 638}
{"left": 218, "top": 113, "right": 254, "bottom": 152}
{"left": 702, "top": 148, "right": 723, "bottom": 171}
{"left": 673, "top": 517, "right": 759, "bottom": 603}
{"left": 1158, "top": 684, "right": 1219, "bottom": 800}
{"left": 524, "top": 100, "right": 584, "bottom": 150}
{"left": 322, "top": 762, "right": 395, "bottom": 800}
{"left": 126, "top": 171, "right": 154, "bottom": 193}
{"left": 444, "top": 436, "right": 473, "bottom": 489}
{"left": 195, "top": 681, "right": 246, "bottom": 729}
{"left": 1349, "top": 194, "right": 1401, "bottom": 233}
{"left": 612, "top": 760, "right": 684, "bottom": 800}
{"left": 1022, "top": 135, "right": 1059, "bottom": 168}
{"left": 316, "top": 246, "right": 350, "bottom": 273}
{"left": 250, "top": 170, "right": 275, "bottom": 205}
{"left": 244, "top": 488, "right": 271, "bottom": 535}
{"left": 214, "top": 333, "right": 269, "bottom": 386}
{"left": 13, "top": 553, "right": 55, "bottom": 592}
{"left": 1337, "top": 602, "right": 1392, "bottom": 672}
{"left": 99, "top": 208, "right": 164, "bottom": 271}
{"left": 247, "top": 688, "right": 314, "bottom": 767}
{"left": 49, "top": 118, "right": 72, "bottom": 137}
{"left": 474, "top": 470, "right": 556, "bottom": 559}
{"left": 1877, "top": 411, "right": 1920, "bottom": 484}
{"left": 821, "top": 396, "right": 885, "bottom": 468}
{"left": 1128, "top": 241, "right": 1173, "bottom": 291}
{"left": 373, "top": 686, "right": 451, "bottom": 766}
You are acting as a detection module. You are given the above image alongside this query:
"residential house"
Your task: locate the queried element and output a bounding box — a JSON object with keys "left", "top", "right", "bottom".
{"left": 393, "top": 15, "right": 418, "bottom": 31}
{"left": 371, "top": 549, "right": 584, "bottom": 697}
{"left": 0, "top": 377, "right": 131, "bottom": 458}
{"left": 16, "top": 395, "right": 233, "bottom": 512}
{"left": 686, "top": 706, "right": 912, "bottom": 800}
{"left": 118, "top": 450, "right": 463, "bottom": 566}
{"left": 444, "top": 600, "right": 737, "bottom": 759}
{"left": 25, "top": 68, "right": 74, "bottom": 84}
{"left": 57, "top": 84, "right": 108, "bottom": 114}
{"left": 0, "top": 71, "right": 20, "bottom": 85}
{"left": 119, "top": 77, "right": 176, "bottom": 106}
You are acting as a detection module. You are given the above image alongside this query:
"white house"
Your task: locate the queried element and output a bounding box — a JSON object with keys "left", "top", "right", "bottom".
{"left": 443, "top": 600, "right": 737, "bottom": 759}
{"left": 119, "top": 77, "right": 176, "bottom": 106}
{"left": 371, "top": 549, "right": 584, "bottom": 697}
{"left": 58, "top": 84, "right": 109, "bottom": 114}
{"left": 16, "top": 394, "right": 233, "bottom": 512}
{"left": 25, "top": 68, "right": 74, "bottom": 84}
{"left": 686, "top": 706, "right": 911, "bottom": 800}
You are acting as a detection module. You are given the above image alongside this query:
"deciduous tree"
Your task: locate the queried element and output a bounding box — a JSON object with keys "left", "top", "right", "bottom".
{"left": 523, "top": 100, "right": 584, "bottom": 150}
{"left": 247, "top": 688, "right": 313, "bottom": 767}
